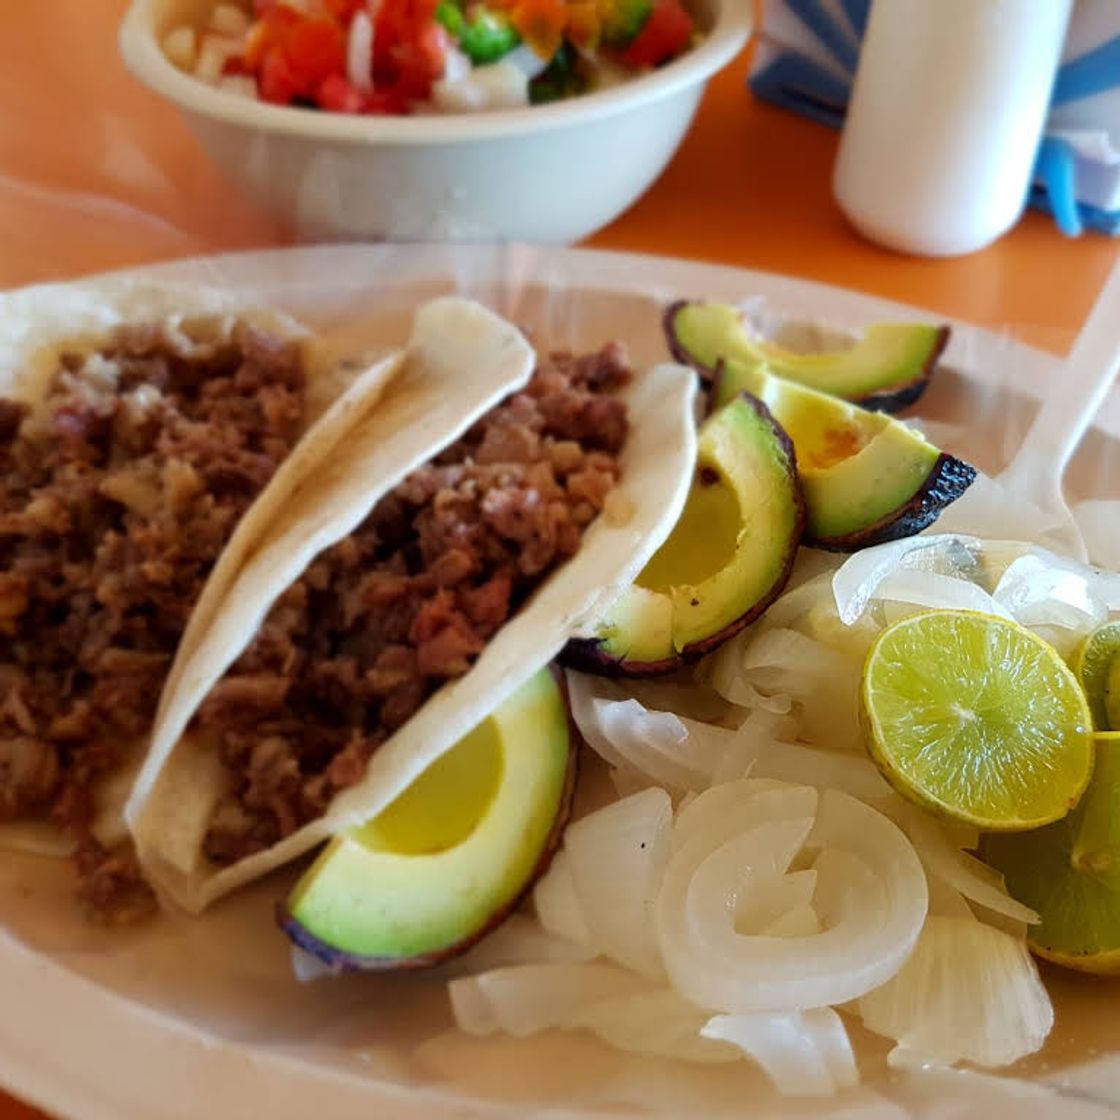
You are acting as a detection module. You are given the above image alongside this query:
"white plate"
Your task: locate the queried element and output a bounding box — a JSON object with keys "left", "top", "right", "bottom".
{"left": 1, "top": 245, "right": 1117, "bottom": 1120}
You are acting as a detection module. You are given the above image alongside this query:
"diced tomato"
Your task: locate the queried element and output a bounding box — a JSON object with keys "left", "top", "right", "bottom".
{"left": 363, "top": 88, "right": 412, "bottom": 115}
{"left": 258, "top": 48, "right": 299, "bottom": 103}
{"left": 244, "top": 5, "right": 299, "bottom": 70}
{"left": 247, "top": 8, "right": 347, "bottom": 101}
{"left": 221, "top": 54, "right": 251, "bottom": 77}
{"left": 315, "top": 73, "right": 366, "bottom": 112}
{"left": 285, "top": 17, "right": 347, "bottom": 90}
{"left": 618, "top": 0, "right": 693, "bottom": 67}
{"left": 373, "top": 0, "right": 448, "bottom": 102}
{"left": 323, "top": 0, "right": 369, "bottom": 20}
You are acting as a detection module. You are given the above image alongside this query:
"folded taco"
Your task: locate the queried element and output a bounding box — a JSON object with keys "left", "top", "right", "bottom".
{"left": 0, "top": 277, "right": 405, "bottom": 918}
{"left": 127, "top": 310, "right": 699, "bottom": 917}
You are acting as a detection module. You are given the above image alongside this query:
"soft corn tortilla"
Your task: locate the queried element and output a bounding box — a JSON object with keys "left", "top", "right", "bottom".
{"left": 0, "top": 277, "right": 404, "bottom": 858}
{"left": 128, "top": 315, "right": 699, "bottom": 914}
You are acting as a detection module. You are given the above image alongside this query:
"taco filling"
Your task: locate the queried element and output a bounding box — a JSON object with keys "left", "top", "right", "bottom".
{"left": 0, "top": 319, "right": 308, "bottom": 918}
{"left": 197, "top": 343, "right": 631, "bottom": 866}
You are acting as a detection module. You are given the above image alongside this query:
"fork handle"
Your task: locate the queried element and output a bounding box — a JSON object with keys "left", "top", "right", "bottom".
{"left": 1000, "top": 253, "right": 1120, "bottom": 498}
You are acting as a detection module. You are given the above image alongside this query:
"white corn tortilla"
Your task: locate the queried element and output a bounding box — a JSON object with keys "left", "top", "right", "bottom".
{"left": 129, "top": 312, "right": 698, "bottom": 914}
{"left": 0, "top": 277, "right": 404, "bottom": 858}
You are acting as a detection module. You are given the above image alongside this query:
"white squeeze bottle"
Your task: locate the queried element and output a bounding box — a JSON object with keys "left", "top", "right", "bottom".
{"left": 833, "top": 0, "right": 1073, "bottom": 256}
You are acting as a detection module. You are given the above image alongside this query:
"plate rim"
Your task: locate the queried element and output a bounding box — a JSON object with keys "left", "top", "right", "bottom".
{"left": 0, "top": 243, "right": 1113, "bottom": 1120}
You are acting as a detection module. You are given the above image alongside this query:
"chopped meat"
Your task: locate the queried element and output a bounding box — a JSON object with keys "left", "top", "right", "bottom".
{"left": 0, "top": 318, "right": 308, "bottom": 919}
{"left": 74, "top": 840, "right": 158, "bottom": 925}
{"left": 201, "top": 344, "right": 631, "bottom": 863}
{"left": 0, "top": 736, "right": 59, "bottom": 818}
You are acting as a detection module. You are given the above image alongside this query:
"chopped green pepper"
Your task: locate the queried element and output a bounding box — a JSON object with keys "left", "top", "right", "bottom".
{"left": 529, "top": 41, "right": 586, "bottom": 104}
{"left": 602, "top": 0, "right": 654, "bottom": 45}
{"left": 436, "top": 0, "right": 521, "bottom": 65}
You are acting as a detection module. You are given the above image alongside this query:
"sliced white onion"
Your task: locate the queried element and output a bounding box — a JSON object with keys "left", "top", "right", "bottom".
{"left": 738, "top": 629, "right": 864, "bottom": 750}
{"left": 569, "top": 989, "right": 738, "bottom": 1065}
{"left": 593, "top": 699, "right": 729, "bottom": 793}
{"left": 565, "top": 670, "right": 626, "bottom": 768}
{"left": 448, "top": 962, "right": 651, "bottom": 1038}
{"left": 701, "top": 1007, "right": 858, "bottom": 1095}
{"left": 876, "top": 569, "right": 1009, "bottom": 618}
{"left": 533, "top": 849, "right": 593, "bottom": 948}
{"left": 609, "top": 764, "right": 656, "bottom": 799}
{"left": 760, "top": 903, "right": 822, "bottom": 938}
{"left": 670, "top": 779, "right": 817, "bottom": 853}
{"left": 859, "top": 915, "right": 1053, "bottom": 1068}
{"left": 902, "top": 811, "right": 1039, "bottom": 926}
{"left": 709, "top": 709, "right": 794, "bottom": 784}
{"left": 450, "top": 914, "right": 595, "bottom": 975}
{"left": 749, "top": 741, "right": 895, "bottom": 804}
{"left": 658, "top": 785, "right": 927, "bottom": 1012}
{"left": 564, "top": 787, "right": 672, "bottom": 979}
{"left": 735, "top": 868, "right": 817, "bottom": 935}
{"left": 832, "top": 534, "right": 982, "bottom": 625}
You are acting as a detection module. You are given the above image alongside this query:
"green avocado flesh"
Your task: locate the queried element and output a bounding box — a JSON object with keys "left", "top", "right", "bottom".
{"left": 671, "top": 301, "right": 946, "bottom": 406}
{"left": 284, "top": 670, "right": 571, "bottom": 966}
{"left": 714, "top": 358, "right": 950, "bottom": 547}
{"left": 578, "top": 395, "right": 803, "bottom": 669}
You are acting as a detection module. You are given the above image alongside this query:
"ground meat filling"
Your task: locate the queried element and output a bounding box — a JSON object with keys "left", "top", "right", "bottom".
{"left": 0, "top": 320, "right": 307, "bottom": 917}
{"left": 201, "top": 343, "right": 632, "bottom": 865}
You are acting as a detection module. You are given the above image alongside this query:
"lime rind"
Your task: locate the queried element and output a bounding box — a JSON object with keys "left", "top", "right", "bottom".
{"left": 861, "top": 610, "right": 1094, "bottom": 832}
{"left": 985, "top": 733, "right": 1120, "bottom": 974}
{"left": 1071, "top": 620, "right": 1120, "bottom": 731}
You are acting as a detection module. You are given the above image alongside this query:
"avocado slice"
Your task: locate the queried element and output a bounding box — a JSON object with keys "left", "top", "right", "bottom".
{"left": 665, "top": 300, "right": 949, "bottom": 412}
{"left": 563, "top": 394, "right": 805, "bottom": 676}
{"left": 713, "top": 358, "right": 975, "bottom": 551}
{"left": 280, "top": 669, "right": 574, "bottom": 970}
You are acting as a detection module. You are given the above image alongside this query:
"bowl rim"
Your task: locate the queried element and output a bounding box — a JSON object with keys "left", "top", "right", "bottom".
{"left": 119, "top": 0, "right": 753, "bottom": 146}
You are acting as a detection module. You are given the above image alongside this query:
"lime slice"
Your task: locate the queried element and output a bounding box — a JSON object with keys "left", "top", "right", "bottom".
{"left": 861, "top": 610, "right": 1094, "bottom": 831}
{"left": 985, "top": 733, "right": 1120, "bottom": 974}
{"left": 1071, "top": 621, "right": 1120, "bottom": 731}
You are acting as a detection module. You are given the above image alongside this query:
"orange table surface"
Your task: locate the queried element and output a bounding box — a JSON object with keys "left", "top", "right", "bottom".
{"left": 1, "top": 3, "right": 1119, "bottom": 1118}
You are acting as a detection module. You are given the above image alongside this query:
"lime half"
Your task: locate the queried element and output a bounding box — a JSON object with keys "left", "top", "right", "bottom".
{"left": 861, "top": 610, "right": 1094, "bottom": 831}
{"left": 1071, "top": 621, "right": 1120, "bottom": 731}
{"left": 985, "top": 733, "right": 1120, "bottom": 974}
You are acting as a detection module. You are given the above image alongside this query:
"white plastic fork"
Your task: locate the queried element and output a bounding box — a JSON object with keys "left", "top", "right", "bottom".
{"left": 992, "top": 253, "right": 1120, "bottom": 561}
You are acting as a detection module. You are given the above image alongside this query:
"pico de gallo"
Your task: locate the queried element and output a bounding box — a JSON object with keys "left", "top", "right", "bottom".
{"left": 161, "top": 0, "right": 699, "bottom": 115}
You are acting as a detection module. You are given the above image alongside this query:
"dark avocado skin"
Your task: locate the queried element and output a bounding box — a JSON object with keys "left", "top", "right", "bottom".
{"left": 663, "top": 300, "right": 950, "bottom": 414}
{"left": 560, "top": 391, "right": 806, "bottom": 677}
{"left": 708, "top": 360, "right": 976, "bottom": 552}
{"left": 810, "top": 452, "right": 977, "bottom": 552}
{"left": 278, "top": 674, "right": 581, "bottom": 973}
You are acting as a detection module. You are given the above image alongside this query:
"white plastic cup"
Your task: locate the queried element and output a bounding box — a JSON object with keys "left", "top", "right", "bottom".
{"left": 832, "top": 0, "right": 1073, "bottom": 257}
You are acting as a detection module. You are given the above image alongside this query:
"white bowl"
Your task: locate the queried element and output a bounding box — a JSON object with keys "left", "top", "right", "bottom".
{"left": 119, "top": 0, "right": 751, "bottom": 243}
